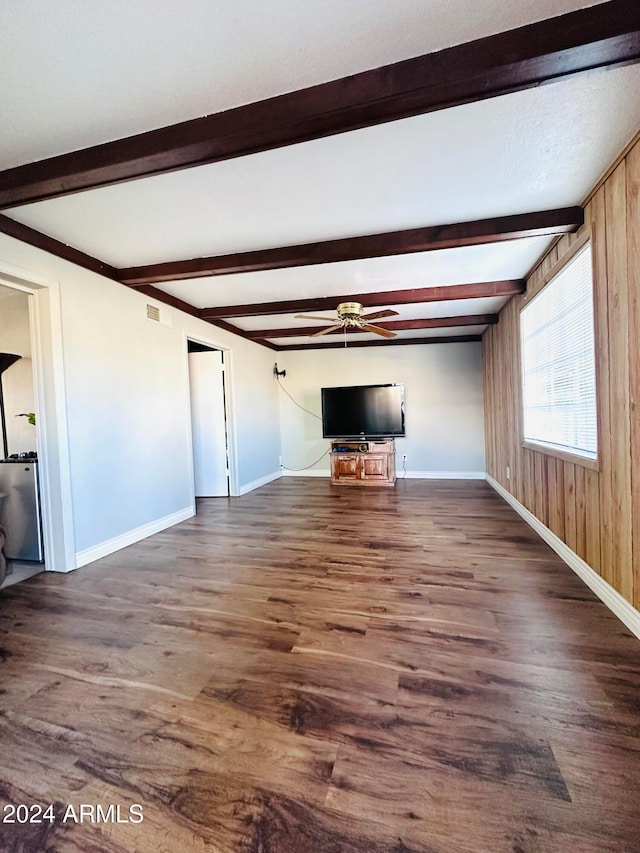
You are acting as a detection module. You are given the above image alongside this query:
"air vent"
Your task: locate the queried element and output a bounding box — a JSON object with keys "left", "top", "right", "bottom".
{"left": 144, "top": 302, "right": 172, "bottom": 326}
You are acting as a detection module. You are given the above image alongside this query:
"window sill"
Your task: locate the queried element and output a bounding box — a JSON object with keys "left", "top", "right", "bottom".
{"left": 522, "top": 440, "right": 600, "bottom": 471}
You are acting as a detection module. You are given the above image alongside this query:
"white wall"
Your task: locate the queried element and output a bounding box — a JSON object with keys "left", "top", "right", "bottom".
{"left": 0, "top": 286, "right": 36, "bottom": 453}
{"left": 277, "top": 343, "right": 486, "bottom": 476}
{"left": 0, "top": 233, "right": 281, "bottom": 565}
{"left": 228, "top": 341, "right": 281, "bottom": 491}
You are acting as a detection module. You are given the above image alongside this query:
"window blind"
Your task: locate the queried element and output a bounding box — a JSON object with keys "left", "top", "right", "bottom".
{"left": 520, "top": 243, "right": 597, "bottom": 460}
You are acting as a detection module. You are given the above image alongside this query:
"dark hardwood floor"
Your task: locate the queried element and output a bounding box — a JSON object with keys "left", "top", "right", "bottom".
{"left": 1, "top": 479, "right": 639, "bottom": 852}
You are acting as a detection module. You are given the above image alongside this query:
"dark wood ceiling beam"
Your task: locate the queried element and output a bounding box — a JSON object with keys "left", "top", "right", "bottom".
{"left": 0, "top": 212, "right": 274, "bottom": 349}
{"left": 199, "top": 279, "right": 524, "bottom": 319}
{"left": 121, "top": 208, "right": 582, "bottom": 285}
{"left": 249, "top": 314, "right": 497, "bottom": 339}
{"left": 206, "top": 317, "right": 278, "bottom": 350}
{"left": 276, "top": 334, "right": 483, "bottom": 351}
{"left": 1, "top": 0, "right": 638, "bottom": 208}
{"left": 0, "top": 214, "right": 119, "bottom": 280}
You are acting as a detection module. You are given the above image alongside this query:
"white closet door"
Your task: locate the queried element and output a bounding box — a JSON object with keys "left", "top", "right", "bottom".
{"left": 188, "top": 350, "right": 229, "bottom": 497}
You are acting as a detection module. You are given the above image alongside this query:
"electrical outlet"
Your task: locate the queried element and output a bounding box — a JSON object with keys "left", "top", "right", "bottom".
{"left": 506, "top": 466, "right": 511, "bottom": 479}
{"left": 403, "top": 454, "right": 407, "bottom": 462}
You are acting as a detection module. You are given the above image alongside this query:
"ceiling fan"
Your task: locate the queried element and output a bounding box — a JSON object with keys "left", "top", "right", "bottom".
{"left": 294, "top": 301, "right": 398, "bottom": 338}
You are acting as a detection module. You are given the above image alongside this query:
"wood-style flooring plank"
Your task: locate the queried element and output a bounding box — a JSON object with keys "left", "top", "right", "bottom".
{"left": 0, "top": 479, "right": 639, "bottom": 852}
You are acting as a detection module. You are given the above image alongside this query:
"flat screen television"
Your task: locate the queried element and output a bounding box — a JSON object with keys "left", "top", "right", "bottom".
{"left": 321, "top": 384, "right": 405, "bottom": 439}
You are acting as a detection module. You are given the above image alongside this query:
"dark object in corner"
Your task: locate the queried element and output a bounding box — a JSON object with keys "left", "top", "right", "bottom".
{"left": 0, "top": 525, "right": 7, "bottom": 586}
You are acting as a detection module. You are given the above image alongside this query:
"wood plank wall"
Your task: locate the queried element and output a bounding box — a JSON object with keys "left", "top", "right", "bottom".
{"left": 483, "top": 133, "right": 640, "bottom": 611}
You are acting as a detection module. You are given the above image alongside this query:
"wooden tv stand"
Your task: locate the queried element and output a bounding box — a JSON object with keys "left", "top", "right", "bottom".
{"left": 329, "top": 439, "right": 396, "bottom": 487}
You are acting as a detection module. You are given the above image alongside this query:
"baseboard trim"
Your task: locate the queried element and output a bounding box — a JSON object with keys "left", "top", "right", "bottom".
{"left": 75, "top": 506, "right": 194, "bottom": 569}
{"left": 486, "top": 475, "right": 640, "bottom": 640}
{"left": 237, "top": 470, "right": 282, "bottom": 495}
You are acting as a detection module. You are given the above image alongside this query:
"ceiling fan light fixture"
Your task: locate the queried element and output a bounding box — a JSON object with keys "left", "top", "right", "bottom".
{"left": 295, "top": 300, "right": 399, "bottom": 339}
{"left": 336, "top": 301, "right": 364, "bottom": 322}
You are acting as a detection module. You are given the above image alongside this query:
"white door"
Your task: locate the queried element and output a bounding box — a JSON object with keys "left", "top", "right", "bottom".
{"left": 188, "top": 350, "right": 229, "bottom": 496}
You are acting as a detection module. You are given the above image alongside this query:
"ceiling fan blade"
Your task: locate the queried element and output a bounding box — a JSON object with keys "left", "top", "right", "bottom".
{"left": 360, "top": 309, "right": 399, "bottom": 321}
{"left": 361, "top": 323, "right": 397, "bottom": 339}
{"left": 294, "top": 314, "right": 337, "bottom": 322}
{"left": 310, "top": 324, "right": 343, "bottom": 337}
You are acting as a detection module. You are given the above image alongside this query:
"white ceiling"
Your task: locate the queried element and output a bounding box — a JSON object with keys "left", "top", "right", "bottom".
{"left": 8, "top": 66, "right": 640, "bottom": 268}
{"left": 0, "top": 0, "right": 636, "bottom": 349}
{"left": 0, "top": 0, "right": 608, "bottom": 167}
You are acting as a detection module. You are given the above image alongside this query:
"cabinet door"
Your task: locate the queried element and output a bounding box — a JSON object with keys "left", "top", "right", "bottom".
{"left": 333, "top": 455, "right": 360, "bottom": 480}
{"left": 360, "top": 454, "right": 389, "bottom": 480}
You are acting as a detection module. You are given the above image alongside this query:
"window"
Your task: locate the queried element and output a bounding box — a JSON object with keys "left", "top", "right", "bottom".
{"left": 520, "top": 242, "right": 597, "bottom": 461}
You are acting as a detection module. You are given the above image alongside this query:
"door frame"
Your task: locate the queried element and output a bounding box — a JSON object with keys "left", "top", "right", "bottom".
{"left": 0, "top": 260, "right": 76, "bottom": 572}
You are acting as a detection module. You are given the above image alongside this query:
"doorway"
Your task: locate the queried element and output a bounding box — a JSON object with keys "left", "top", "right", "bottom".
{"left": 187, "top": 341, "right": 230, "bottom": 498}
{"left": 0, "top": 283, "right": 43, "bottom": 586}
{"left": 0, "top": 263, "right": 75, "bottom": 575}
